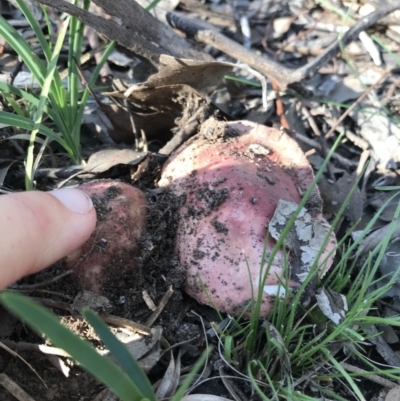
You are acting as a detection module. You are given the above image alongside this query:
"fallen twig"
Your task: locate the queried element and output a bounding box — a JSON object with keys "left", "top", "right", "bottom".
{"left": 0, "top": 373, "right": 37, "bottom": 401}
{"left": 166, "top": 4, "right": 400, "bottom": 87}
{"left": 325, "top": 70, "right": 390, "bottom": 138}
{"left": 145, "top": 286, "right": 174, "bottom": 327}
{"left": 293, "top": 132, "right": 358, "bottom": 168}
{"left": 341, "top": 362, "right": 398, "bottom": 389}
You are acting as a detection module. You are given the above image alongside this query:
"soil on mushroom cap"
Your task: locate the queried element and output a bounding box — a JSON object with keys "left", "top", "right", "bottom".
{"left": 90, "top": 186, "right": 192, "bottom": 338}
{"left": 159, "top": 119, "right": 335, "bottom": 317}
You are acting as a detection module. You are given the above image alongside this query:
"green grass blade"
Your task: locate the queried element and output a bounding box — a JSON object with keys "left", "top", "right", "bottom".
{"left": 72, "top": 40, "right": 116, "bottom": 147}
{"left": 171, "top": 346, "right": 212, "bottom": 401}
{"left": 32, "top": 136, "right": 50, "bottom": 173}
{"left": 16, "top": 0, "right": 70, "bottom": 136}
{"left": 68, "top": 0, "right": 90, "bottom": 128}
{"left": 0, "top": 82, "right": 71, "bottom": 143}
{"left": 321, "top": 348, "right": 365, "bottom": 401}
{"left": 41, "top": 4, "right": 53, "bottom": 52}
{"left": 25, "top": 16, "right": 71, "bottom": 189}
{"left": 83, "top": 309, "right": 156, "bottom": 401}
{"left": 224, "top": 335, "right": 233, "bottom": 363}
{"left": 0, "top": 111, "right": 70, "bottom": 150}
{"left": 0, "top": 82, "right": 60, "bottom": 124}
{"left": 145, "top": 0, "right": 163, "bottom": 10}
{"left": 247, "top": 361, "right": 273, "bottom": 401}
{"left": 68, "top": 0, "right": 82, "bottom": 129}
{"left": 0, "top": 17, "right": 45, "bottom": 84}
{"left": 46, "top": 36, "right": 69, "bottom": 120}
{"left": 14, "top": 0, "right": 51, "bottom": 62}
{"left": 2, "top": 93, "right": 25, "bottom": 117}
{"left": 0, "top": 292, "right": 144, "bottom": 401}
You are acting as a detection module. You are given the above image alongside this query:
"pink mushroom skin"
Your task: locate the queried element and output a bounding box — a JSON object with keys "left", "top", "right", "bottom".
{"left": 159, "top": 120, "right": 336, "bottom": 316}
{"left": 63, "top": 181, "right": 147, "bottom": 292}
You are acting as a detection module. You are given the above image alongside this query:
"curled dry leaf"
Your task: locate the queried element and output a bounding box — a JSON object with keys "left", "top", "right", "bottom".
{"left": 159, "top": 120, "right": 336, "bottom": 317}
{"left": 130, "top": 55, "right": 233, "bottom": 96}
{"left": 84, "top": 149, "right": 147, "bottom": 173}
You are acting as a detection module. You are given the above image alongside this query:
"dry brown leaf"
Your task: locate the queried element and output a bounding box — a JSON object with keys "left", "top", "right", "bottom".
{"left": 84, "top": 149, "right": 147, "bottom": 173}
{"left": 133, "top": 55, "right": 233, "bottom": 96}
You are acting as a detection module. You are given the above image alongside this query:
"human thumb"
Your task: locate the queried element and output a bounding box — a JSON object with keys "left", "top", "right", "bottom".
{"left": 0, "top": 188, "right": 97, "bottom": 289}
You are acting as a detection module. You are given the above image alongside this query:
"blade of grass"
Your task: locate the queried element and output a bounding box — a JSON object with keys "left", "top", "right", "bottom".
{"left": 0, "top": 291, "right": 146, "bottom": 401}
{"left": 145, "top": 0, "right": 163, "bottom": 10}
{"left": 25, "top": 16, "right": 71, "bottom": 190}
{"left": 0, "top": 16, "right": 45, "bottom": 84}
{"left": 5, "top": 134, "right": 47, "bottom": 144}
{"left": 321, "top": 348, "right": 366, "bottom": 401}
{"left": 0, "top": 111, "right": 70, "bottom": 150}
{"left": 247, "top": 361, "right": 274, "bottom": 401}
{"left": 32, "top": 136, "right": 50, "bottom": 173}
{"left": 248, "top": 132, "right": 345, "bottom": 356}
{"left": 68, "top": 0, "right": 90, "bottom": 131}
{"left": 72, "top": 40, "right": 116, "bottom": 148}
{"left": 14, "top": 0, "right": 51, "bottom": 62}
{"left": 41, "top": 4, "right": 53, "bottom": 52}
{"left": 171, "top": 346, "right": 213, "bottom": 401}
{"left": 68, "top": 0, "right": 80, "bottom": 131}
{"left": 83, "top": 309, "right": 156, "bottom": 401}
{"left": 13, "top": 0, "right": 76, "bottom": 152}
{"left": 2, "top": 93, "right": 25, "bottom": 117}
{"left": 0, "top": 83, "right": 62, "bottom": 124}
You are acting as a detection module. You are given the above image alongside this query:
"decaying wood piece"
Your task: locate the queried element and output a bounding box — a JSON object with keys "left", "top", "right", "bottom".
{"left": 36, "top": 0, "right": 210, "bottom": 64}
{"left": 166, "top": 3, "right": 400, "bottom": 87}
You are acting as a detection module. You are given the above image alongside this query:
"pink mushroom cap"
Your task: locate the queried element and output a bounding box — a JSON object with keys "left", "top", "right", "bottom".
{"left": 159, "top": 120, "right": 336, "bottom": 317}
{"left": 63, "top": 180, "right": 148, "bottom": 293}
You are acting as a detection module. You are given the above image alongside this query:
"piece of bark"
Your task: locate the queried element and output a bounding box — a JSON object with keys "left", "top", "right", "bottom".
{"left": 36, "top": 0, "right": 210, "bottom": 64}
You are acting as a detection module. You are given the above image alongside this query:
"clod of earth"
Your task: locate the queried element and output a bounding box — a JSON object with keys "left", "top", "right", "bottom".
{"left": 159, "top": 120, "right": 337, "bottom": 317}
{"left": 63, "top": 180, "right": 147, "bottom": 292}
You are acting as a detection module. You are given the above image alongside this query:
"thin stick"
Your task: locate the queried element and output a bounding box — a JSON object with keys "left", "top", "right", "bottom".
{"left": 166, "top": 4, "right": 400, "bottom": 87}
{"left": 145, "top": 286, "right": 174, "bottom": 327}
{"left": 340, "top": 362, "right": 398, "bottom": 389}
{"left": 0, "top": 373, "right": 37, "bottom": 401}
{"left": 103, "top": 315, "right": 151, "bottom": 336}
{"left": 325, "top": 70, "right": 390, "bottom": 138}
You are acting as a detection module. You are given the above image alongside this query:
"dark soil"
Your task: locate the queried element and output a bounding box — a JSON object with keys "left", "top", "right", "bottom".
{"left": 1, "top": 1, "right": 400, "bottom": 400}
{"left": 0, "top": 181, "right": 215, "bottom": 401}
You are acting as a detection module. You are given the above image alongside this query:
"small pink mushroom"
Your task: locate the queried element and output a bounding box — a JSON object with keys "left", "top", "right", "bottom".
{"left": 159, "top": 120, "right": 336, "bottom": 317}
{"left": 63, "top": 180, "right": 147, "bottom": 293}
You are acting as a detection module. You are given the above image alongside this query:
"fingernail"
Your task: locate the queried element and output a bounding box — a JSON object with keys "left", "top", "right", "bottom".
{"left": 49, "top": 188, "right": 93, "bottom": 214}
